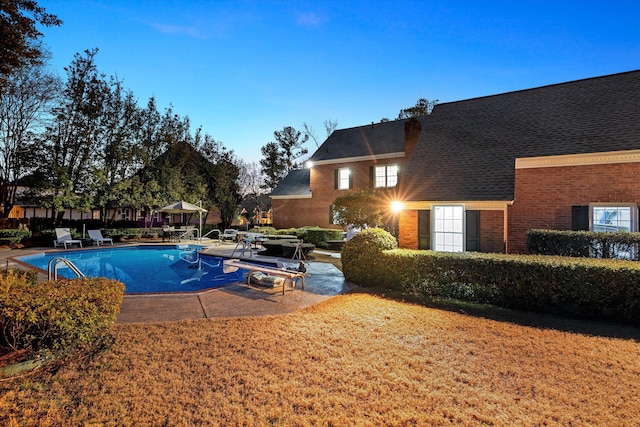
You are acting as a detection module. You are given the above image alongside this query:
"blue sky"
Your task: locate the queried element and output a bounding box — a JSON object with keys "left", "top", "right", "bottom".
{"left": 40, "top": 0, "right": 639, "bottom": 164}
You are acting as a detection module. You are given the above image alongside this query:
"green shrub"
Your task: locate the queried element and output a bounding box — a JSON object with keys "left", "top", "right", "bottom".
{"left": 252, "top": 226, "right": 277, "bottom": 235}
{"left": 0, "top": 229, "right": 31, "bottom": 246}
{"left": 342, "top": 228, "right": 397, "bottom": 285}
{"left": 0, "top": 277, "right": 125, "bottom": 356}
{"left": 528, "top": 229, "right": 640, "bottom": 260}
{"left": 102, "top": 228, "right": 141, "bottom": 241}
{"left": 371, "top": 249, "right": 640, "bottom": 324}
{"left": 304, "top": 228, "right": 344, "bottom": 247}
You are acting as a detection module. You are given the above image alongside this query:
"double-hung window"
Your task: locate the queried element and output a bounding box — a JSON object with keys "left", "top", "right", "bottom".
{"left": 374, "top": 165, "right": 399, "bottom": 188}
{"left": 433, "top": 205, "right": 464, "bottom": 252}
{"left": 336, "top": 168, "right": 352, "bottom": 190}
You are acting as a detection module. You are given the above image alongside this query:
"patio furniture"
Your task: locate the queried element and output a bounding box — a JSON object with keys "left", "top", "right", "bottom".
{"left": 87, "top": 229, "right": 114, "bottom": 246}
{"left": 54, "top": 228, "right": 83, "bottom": 249}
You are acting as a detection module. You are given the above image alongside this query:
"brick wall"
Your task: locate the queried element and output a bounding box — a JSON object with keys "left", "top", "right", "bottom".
{"left": 273, "top": 159, "right": 403, "bottom": 229}
{"left": 507, "top": 162, "right": 640, "bottom": 253}
{"left": 480, "top": 210, "right": 506, "bottom": 253}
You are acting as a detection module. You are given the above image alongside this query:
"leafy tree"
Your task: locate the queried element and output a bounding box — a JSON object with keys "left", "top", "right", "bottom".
{"left": 32, "top": 48, "right": 108, "bottom": 224}
{"left": 92, "top": 77, "right": 141, "bottom": 223}
{"left": 259, "top": 126, "right": 308, "bottom": 191}
{"left": 195, "top": 132, "right": 242, "bottom": 229}
{"left": 397, "top": 98, "right": 438, "bottom": 119}
{"left": 0, "top": 59, "right": 59, "bottom": 217}
{"left": 259, "top": 141, "right": 283, "bottom": 191}
{"left": 331, "top": 189, "right": 387, "bottom": 229}
{"left": 0, "top": 0, "right": 62, "bottom": 84}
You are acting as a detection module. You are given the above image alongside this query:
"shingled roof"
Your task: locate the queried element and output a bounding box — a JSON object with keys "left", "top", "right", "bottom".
{"left": 269, "top": 169, "right": 311, "bottom": 198}
{"left": 309, "top": 118, "right": 412, "bottom": 163}
{"left": 402, "top": 70, "right": 640, "bottom": 202}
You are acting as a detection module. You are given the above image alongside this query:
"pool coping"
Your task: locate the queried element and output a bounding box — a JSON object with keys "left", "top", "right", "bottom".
{"left": 2, "top": 241, "right": 350, "bottom": 323}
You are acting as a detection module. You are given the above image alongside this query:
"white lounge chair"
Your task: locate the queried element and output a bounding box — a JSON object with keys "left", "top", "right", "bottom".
{"left": 88, "top": 229, "right": 114, "bottom": 246}
{"left": 54, "top": 228, "right": 82, "bottom": 249}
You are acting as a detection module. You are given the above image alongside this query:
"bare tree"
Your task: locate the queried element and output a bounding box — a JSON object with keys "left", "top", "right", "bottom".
{"left": 303, "top": 119, "right": 338, "bottom": 148}
{"left": 0, "top": 60, "right": 59, "bottom": 217}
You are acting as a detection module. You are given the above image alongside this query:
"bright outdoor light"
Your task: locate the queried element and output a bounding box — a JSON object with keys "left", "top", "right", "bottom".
{"left": 391, "top": 201, "right": 404, "bottom": 212}
{"left": 305, "top": 160, "right": 314, "bottom": 168}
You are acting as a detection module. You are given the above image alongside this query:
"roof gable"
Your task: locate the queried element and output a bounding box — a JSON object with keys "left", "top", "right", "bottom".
{"left": 309, "top": 118, "right": 414, "bottom": 163}
{"left": 403, "top": 70, "right": 640, "bottom": 201}
{"left": 270, "top": 169, "right": 310, "bottom": 198}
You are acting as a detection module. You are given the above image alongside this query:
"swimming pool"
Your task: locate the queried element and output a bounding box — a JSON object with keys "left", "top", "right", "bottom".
{"left": 15, "top": 245, "right": 251, "bottom": 294}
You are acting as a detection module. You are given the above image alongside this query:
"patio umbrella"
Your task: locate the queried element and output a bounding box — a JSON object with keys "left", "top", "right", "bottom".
{"left": 157, "top": 200, "right": 208, "bottom": 240}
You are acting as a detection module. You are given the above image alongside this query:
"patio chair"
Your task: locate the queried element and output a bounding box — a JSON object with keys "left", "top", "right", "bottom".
{"left": 54, "top": 228, "right": 83, "bottom": 249}
{"left": 88, "top": 229, "right": 114, "bottom": 246}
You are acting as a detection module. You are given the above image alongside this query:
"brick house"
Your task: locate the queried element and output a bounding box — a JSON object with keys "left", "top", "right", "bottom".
{"left": 272, "top": 70, "right": 640, "bottom": 253}
{"left": 270, "top": 118, "right": 422, "bottom": 229}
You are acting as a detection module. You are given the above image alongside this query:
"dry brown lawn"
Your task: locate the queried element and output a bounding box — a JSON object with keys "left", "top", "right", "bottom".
{"left": 1, "top": 293, "right": 639, "bottom": 426}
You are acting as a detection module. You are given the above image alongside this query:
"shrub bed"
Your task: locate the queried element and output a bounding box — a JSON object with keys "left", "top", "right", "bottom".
{"left": 0, "top": 273, "right": 125, "bottom": 360}
{"left": 343, "top": 229, "right": 640, "bottom": 324}
{"left": 528, "top": 229, "right": 640, "bottom": 260}
{"left": 0, "top": 229, "right": 31, "bottom": 246}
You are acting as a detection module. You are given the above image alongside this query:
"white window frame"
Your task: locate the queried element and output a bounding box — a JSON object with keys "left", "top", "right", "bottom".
{"left": 338, "top": 168, "right": 351, "bottom": 190}
{"left": 590, "top": 203, "right": 637, "bottom": 233}
{"left": 589, "top": 203, "right": 637, "bottom": 260}
{"left": 432, "top": 205, "right": 465, "bottom": 252}
{"left": 118, "top": 208, "right": 130, "bottom": 221}
{"left": 374, "top": 164, "right": 399, "bottom": 188}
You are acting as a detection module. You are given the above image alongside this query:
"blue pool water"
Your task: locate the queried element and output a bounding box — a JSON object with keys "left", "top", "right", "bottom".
{"left": 16, "top": 245, "right": 249, "bottom": 294}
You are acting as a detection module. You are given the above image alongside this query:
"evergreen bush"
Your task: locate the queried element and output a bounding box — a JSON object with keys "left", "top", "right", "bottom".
{"left": 342, "top": 228, "right": 397, "bottom": 285}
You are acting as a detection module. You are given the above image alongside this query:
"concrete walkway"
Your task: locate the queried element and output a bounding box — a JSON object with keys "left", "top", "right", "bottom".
{"left": 2, "top": 241, "right": 350, "bottom": 324}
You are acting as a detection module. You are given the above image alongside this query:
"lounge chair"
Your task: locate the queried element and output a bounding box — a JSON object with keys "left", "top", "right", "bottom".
{"left": 88, "top": 229, "right": 113, "bottom": 246}
{"left": 54, "top": 228, "right": 83, "bottom": 249}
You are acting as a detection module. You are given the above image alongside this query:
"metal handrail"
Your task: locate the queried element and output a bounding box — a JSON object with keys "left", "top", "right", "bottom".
{"left": 47, "top": 257, "right": 86, "bottom": 281}
{"left": 201, "top": 229, "right": 220, "bottom": 240}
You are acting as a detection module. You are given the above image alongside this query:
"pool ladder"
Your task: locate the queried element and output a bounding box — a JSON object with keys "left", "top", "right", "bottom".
{"left": 47, "top": 257, "right": 86, "bottom": 281}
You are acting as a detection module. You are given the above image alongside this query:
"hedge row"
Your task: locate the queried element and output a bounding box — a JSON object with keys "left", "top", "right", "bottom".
{"left": 343, "top": 228, "right": 640, "bottom": 324}
{"left": 528, "top": 229, "right": 640, "bottom": 260}
{"left": 0, "top": 229, "right": 31, "bottom": 246}
{"left": 249, "top": 226, "right": 344, "bottom": 248}
{"left": 0, "top": 271, "right": 125, "bottom": 358}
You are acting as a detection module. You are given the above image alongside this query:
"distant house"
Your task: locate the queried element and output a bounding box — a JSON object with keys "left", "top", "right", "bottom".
{"left": 272, "top": 70, "right": 640, "bottom": 254}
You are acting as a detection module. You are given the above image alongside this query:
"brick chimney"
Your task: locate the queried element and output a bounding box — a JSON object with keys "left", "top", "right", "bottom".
{"left": 404, "top": 117, "right": 421, "bottom": 159}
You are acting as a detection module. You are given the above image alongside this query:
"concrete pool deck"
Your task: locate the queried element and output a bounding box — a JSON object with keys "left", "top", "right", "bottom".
{"left": 1, "top": 241, "right": 351, "bottom": 324}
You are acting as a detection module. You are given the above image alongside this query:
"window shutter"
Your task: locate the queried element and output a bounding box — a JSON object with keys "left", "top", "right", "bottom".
{"left": 465, "top": 210, "right": 480, "bottom": 252}
{"left": 334, "top": 169, "right": 338, "bottom": 190}
{"left": 369, "top": 166, "right": 374, "bottom": 188}
{"left": 571, "top": 206, "right": 589, "bottom": 231}
{"left": 418, "top": 210, "right": 430, "bottom": 250}
{"left": 348, "top": 169, "right": 353, "bottom": 189}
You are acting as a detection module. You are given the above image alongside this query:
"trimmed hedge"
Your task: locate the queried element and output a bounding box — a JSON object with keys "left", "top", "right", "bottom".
{"left": 381, "top": 250, "right": 640, "bottom": 324}
{"left": 0, "top": 276, "right": 125, "bottom": 357}
{"left": 528, "top": 229, "right": 640, "bottom": 260}
{"left": 342, "top": 228, "right": 640, "bottom": 324}
{"left": 342, "top": 228, "right": 397, "bottom": 285}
